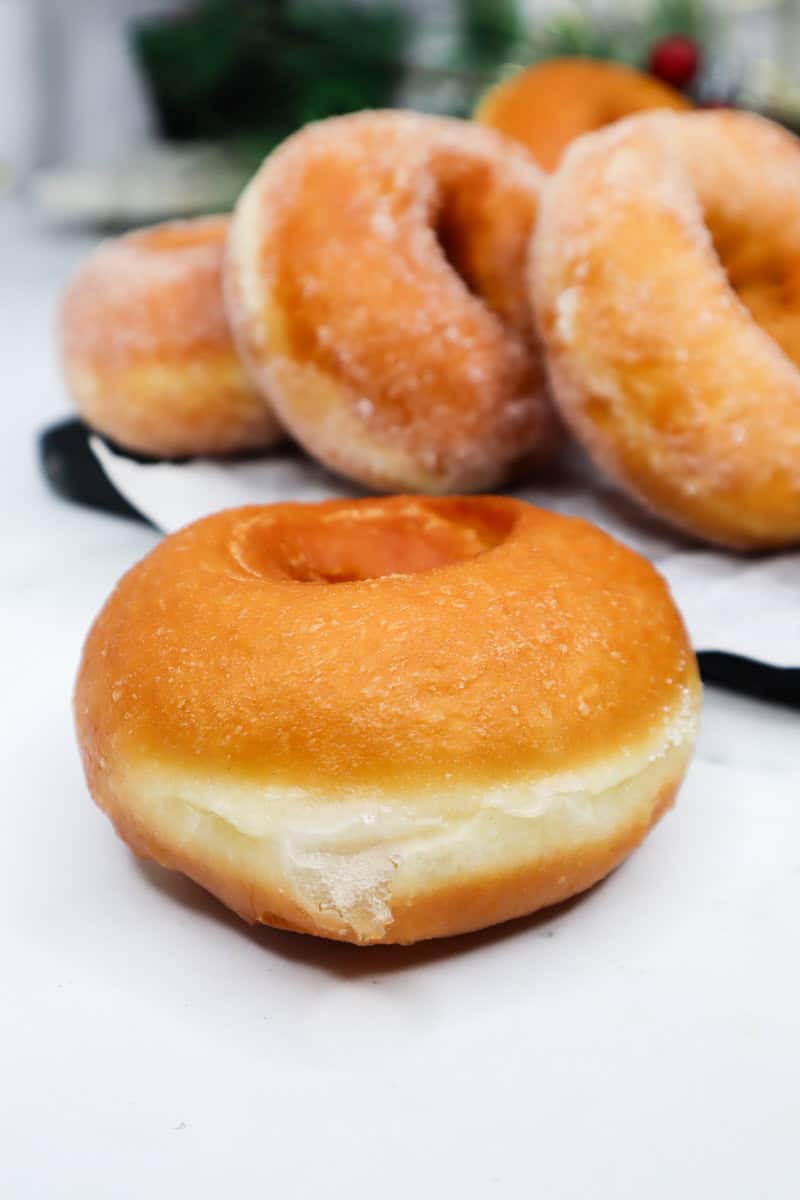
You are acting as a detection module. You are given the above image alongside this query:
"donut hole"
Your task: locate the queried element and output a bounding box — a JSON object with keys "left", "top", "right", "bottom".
{"left": 232, "top": 498, "right": 517, "bottom": 584}
{"left": 706, "top": 207, "right": 800, "bottom": 365}
{"left": 430, "top": 159, "right": 534, "bottom": 333}
{"left": 434, "top": 200, "right": 484, "bottom": 303}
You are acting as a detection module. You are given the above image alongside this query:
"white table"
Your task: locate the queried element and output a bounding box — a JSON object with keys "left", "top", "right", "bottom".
{"left": 3, "top": 199, "right": 799, "bottom": 1199}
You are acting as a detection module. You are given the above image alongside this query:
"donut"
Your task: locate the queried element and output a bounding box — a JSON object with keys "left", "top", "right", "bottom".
{"left": 60, "top": 216, "right": 282, "bottom": 458}
{"left": 475, "top": 57, "right": 691, "bottom": 172}
{"left": 532, "top": 109, "right": 800, "bottom": 550}
{"left": 74, "top": 495, "right": 700, "bottom": 946}
{"left": 224, "top": 111, "right": 559, "bottom": 494}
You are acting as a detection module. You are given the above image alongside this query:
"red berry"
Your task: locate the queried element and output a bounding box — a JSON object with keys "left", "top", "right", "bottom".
{"left": 648, "top": 35, "right": 701, "bottom": 89}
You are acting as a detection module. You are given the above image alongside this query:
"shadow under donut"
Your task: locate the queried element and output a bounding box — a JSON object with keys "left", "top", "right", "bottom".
{"left": 134, "top": 856, "right": 592, "bottom": 980}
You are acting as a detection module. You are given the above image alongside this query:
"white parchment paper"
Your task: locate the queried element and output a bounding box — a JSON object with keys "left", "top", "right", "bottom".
{"left": 92, "top": 438, "right": 800, "bottom": 668}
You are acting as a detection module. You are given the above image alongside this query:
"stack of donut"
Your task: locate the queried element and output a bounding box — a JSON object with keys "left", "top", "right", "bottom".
{"left": 62, "top": 114, "right": 558, "bottom": 492}
{"left": 61, "top": 83, "right": 800, "bottom": 551}
{"left": 76, "top": 67, "right": 800, "bottom": 944}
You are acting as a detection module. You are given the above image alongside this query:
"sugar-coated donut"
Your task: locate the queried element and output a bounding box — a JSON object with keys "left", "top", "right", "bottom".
{"left": 74, "top": 495, "right": 700, "bottom": 946}
{"left": 475, "top": 57, "right": 690, "bottom": 172}
{"left": 225, "top": 111, "right": 559, "bottom": 494}
{"left": 533, "top": 110, "right": 800, "bottom": 550}
{"left": 60, "top": 216, "right": 282, "bottom": 458}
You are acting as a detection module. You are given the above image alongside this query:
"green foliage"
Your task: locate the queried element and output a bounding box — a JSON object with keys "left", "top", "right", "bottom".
{"left": 459, "top": 0, "right": 525, "bottom": 74}
{"left": 651, "top": 0, "right": 709, "bottom": 40}
{"left": 510, "top": 0, "right": 711, "bottom": 76}
{"left": 133, "top": 0, "right": 410, "bottom": 163}
{"left": 133, "top": 0, "right": 714, "bottom": 161}
{"left": 452, "top": 0, "right": 712, "bottom": 113}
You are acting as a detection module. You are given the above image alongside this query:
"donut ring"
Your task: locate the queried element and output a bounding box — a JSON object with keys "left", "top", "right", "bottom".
{"left": 225, "top": 111, "right": 559, "bottom": 494}
{"left": 533, "top": 110, "right": 800, "bottom": 550}
{"left": 60, "top": 216, "right": 282, "bottom": 458}
{"left": 74, "top": 496, "right": 700, "bottom": 946}
{"left": 475, "top": 57, "right": 690, "bottom": 172}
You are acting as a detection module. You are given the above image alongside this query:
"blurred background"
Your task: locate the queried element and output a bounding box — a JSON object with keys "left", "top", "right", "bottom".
{"left": 2, "top": 0, "right": 800, "bottom": 226}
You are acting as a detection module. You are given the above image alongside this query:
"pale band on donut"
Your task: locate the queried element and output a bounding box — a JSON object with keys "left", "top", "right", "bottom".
{"left": 60, "top": 216, "right": 282, "bottom": 459}
{"left": 225, "top": 111, "right": 560, "bottom": 494}
{"left": 74, "top": 496, "right": 700, "bottom": 945}
{"left": 532, "top": 109, "right": 800, "bottom": 549}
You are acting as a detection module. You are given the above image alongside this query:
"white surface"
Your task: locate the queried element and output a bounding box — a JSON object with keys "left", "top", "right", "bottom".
{"left": 3, "top": 198, "right": 800, "bottom": 1198}
{"left": 0, "top": 1, "right": 39, "bottom": 182}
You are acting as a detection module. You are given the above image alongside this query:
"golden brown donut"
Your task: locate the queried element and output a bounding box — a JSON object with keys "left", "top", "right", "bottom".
{"left": 475, "top": 57, "right": 691, "bottom": 172}
{"left": 60, "top": 216, "right": 282, "bottom": 458}
{"left": 74, "top": 495, "right": 700, "bottom": 946}
{"left": 224, "top": 111, "right": 559, "bottom": 494}
{"left": 532, "top": 109, "right": 800, "bottom": 550}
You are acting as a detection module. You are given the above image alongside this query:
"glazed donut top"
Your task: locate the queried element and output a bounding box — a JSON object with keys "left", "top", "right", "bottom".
{"left": 76, "top": 496, "right": 697, "bottom": 793}
{"left": 61, "top": 216, "right": 235, "bottom": 371}
{"left": 476, "top": 57, "right": 690, "bottom": 171}
{"left": 225, "top": 110, "right": 553, "bottom": 493}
